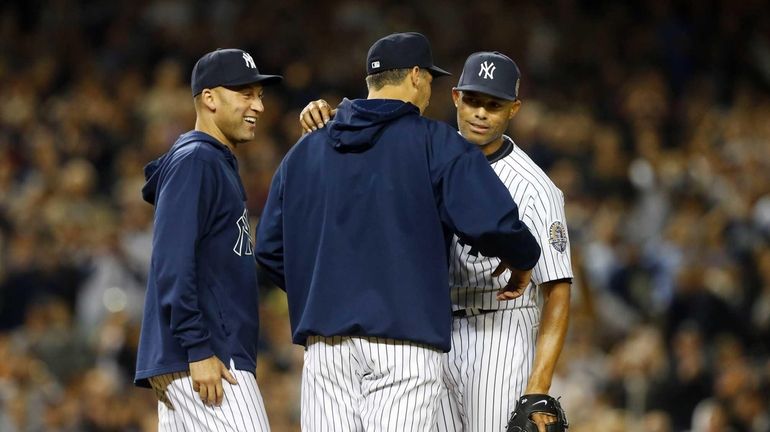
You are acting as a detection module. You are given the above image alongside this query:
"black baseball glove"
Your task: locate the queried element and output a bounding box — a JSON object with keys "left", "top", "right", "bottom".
{"left": 506, "top": 394, "right": 568, "bottom": 432}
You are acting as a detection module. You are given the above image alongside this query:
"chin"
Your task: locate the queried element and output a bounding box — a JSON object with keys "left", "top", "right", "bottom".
{"left": 461, "top": 131, "right": 485, "bottom": 146}
{"left": 240, "top": 132, "right": 257, "bottom": 143}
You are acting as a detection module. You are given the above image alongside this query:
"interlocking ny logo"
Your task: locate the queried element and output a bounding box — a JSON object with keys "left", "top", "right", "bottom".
{"left": 242, "top": 52, "right": 256, "bottom": 69}
{"left": 478, "top": 61, "right": 496, "bottom": 79}
{"left": 233, "top": 209, "right": 253, "bottom": 256}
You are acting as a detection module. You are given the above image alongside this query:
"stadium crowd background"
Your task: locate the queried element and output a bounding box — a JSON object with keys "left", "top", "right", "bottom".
{"left": 0, "top": 0, "right": 769, "bottom": 431}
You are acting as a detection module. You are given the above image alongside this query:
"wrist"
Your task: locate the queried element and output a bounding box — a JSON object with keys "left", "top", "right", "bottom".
{"left": 524, "top": 378, "right": 551, "bottom": 394}
{"left": 186, "top": 340, "right": 214, "bottom": 363}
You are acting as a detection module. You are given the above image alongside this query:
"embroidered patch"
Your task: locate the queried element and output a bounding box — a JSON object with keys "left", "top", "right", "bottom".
{"left": 548, "top": 221, "right": 568, "bottom": 253}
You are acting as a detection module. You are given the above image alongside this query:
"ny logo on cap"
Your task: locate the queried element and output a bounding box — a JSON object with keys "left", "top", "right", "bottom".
{"left": 479, "top": 61, "right": 496, "bottom": 80}
{"left": 242, "top": 52, "right": 256, "bottom": 69}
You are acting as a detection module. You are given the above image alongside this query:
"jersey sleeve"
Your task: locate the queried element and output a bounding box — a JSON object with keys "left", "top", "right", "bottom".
{"left": 520, "top": 187, "right": 573, "bottom": 286}
{"left": 255, "top": 162, "right": 286, "bottom": 289}
{"left": 152, "top": 157, "right": 215, "bottom": 362}
{"left": 430, "top": 128, "right": 540, "bottom": 270}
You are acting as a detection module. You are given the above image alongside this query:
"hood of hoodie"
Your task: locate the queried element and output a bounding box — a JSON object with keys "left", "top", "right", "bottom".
{"left": 326, "top": 98, "right": 420, "bottom": 152}
{"left": 142, "top": 131, "right": 237, "bottom": 205}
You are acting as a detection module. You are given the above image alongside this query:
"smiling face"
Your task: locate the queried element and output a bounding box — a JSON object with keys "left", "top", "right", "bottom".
{"left": 452, "top": 90, "right": 520, "bottom": 155}
{"left": 207, "top": 83, "right": 264, "bottom": 148}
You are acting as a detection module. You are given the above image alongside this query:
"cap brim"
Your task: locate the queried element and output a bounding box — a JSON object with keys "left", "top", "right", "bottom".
{"left": 225, "top": 74, "right": 284, "bottom": 88}
{"left": 254, "top": 74, "right": 283, "bottom": 86}
{"left": 453, "top": 84, "right": 517, "bottom": 101}
{"left": 427, "top": 66, "right": 451, "bottom": 77}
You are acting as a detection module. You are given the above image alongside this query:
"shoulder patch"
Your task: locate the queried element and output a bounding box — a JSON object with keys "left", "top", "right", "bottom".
{"left": 548, "top": 221, "right": 568, "bottom": 253}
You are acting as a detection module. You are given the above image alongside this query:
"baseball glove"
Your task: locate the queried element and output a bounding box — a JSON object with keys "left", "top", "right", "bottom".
{"left": 506, "top": 394, "right": 568, "bottom": 432}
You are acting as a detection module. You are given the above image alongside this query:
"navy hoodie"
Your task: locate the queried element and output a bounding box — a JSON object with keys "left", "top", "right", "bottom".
{"left": 255, "top": 99, "right": 540, "bottom": 352}
{"left": 135, "top": 131, "right": 259, "bottom": 387}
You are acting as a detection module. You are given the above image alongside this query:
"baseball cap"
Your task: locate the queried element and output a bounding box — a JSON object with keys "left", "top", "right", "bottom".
{"left": 454, "top": 51, "right": 520, "bottom": 101}
{"left": 366, "top": 32, "right": 451, "bottom": 78}
{"left": 191, "top": 48, "right": 283, "bottom": 96}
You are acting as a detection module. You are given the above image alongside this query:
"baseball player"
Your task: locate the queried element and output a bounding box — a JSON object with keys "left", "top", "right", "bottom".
{"left": 256, "top": 33, "right": 541, "bottom": 432}
{"left": 440, "top": 52, "right": 572, "bottom": 432}
{"left": 135, "top": 48, "right": 281, "bottom": 431}
{"left": 299, "top": 52, "right": 572, "bottom": 432}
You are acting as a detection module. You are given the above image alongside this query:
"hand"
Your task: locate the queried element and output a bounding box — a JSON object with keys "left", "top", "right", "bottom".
{"left": 530, "top": 412, "right": 558, "bottom": 432}
{"left": 300, "top": 99, "right": 335, "bottom": 133}
{"left": 189, "top": 356, "right": 238, "bottom": 407}
{"left": 491, "top": 261, "right": 533, "bottom": 301}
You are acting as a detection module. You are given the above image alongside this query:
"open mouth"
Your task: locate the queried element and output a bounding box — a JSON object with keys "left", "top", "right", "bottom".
{"left": 244, "top": 116, "right": 257, "bottom": 125}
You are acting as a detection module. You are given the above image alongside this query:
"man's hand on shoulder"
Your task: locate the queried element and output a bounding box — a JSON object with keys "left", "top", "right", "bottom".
{"left": 300, "top": 99, "right": 335, "bottom": 133}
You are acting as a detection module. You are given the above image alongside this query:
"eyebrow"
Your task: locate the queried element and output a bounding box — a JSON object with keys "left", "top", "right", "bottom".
{"left": 464, "top": 92, "right": 504, "bottom": 102}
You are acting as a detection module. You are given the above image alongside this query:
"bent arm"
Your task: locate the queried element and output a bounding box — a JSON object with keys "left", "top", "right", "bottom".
{"left": 438, "top": 144, "right": 540, "bottom": 270}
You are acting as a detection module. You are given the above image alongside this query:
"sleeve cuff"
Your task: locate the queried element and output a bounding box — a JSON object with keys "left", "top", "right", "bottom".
{"left": 186, "top": 340, "right": 214, "bottom": 363}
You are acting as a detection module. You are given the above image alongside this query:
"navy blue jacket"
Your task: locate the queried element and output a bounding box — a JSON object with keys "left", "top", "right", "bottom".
{"left": 135, "top": 131, "right": 259, "bottom": 387}
{"left": 255, "top": 99, "right": 540, "bottom": 352}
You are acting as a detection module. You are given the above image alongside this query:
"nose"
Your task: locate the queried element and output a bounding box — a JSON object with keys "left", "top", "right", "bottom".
{"left": 251, "top": 97, "right": 264, "bottom": 114}
{"left": 474, "top": 107, "right": 488, "bottom": 119}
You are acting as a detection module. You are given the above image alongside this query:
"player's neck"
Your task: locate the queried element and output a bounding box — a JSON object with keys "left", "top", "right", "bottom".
{"left": 195, "top": 117, "right": 236, "bottom": 152}
{"left": 478, "top": 135, "right": 505, "bottom": 156}
{"left": 368, "top": 86, "right": 415, "bottom": 108}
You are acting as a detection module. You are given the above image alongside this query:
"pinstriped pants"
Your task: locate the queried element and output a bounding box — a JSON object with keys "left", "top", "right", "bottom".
{"left": 302, "top": 335, "right": 444, "bottom": 432}
{"left": 149, "top": 361, "right": 271, "bottom": 432}
{"left": 435, "top": 308, "right": 539, "bottom": 432}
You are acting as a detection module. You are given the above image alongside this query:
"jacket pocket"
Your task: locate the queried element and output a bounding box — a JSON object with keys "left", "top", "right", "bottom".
{"left": 203, "top": 276, "right": 231, "bottom": 337}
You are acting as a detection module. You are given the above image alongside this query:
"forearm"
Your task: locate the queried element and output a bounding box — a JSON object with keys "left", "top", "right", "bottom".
{"left": 439, "top": 146, "right": 541, "bottom": 270}
{"left": 158, "top": 273, "right": 213, "bottom": 361}
{"left": 154, "top": 244, "right": 212, "bottom": 360}
{"left": 525, "top": 280, "right": 571, "bottom": 393}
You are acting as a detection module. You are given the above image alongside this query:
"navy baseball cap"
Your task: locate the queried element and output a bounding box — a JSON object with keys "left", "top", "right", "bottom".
{"left": 454, "top": 51, "right": 521, "bottom": 101}
{"left": 191, "top": 48, "right": 283, "bottom": 96}
{"left": 366, "top": 32, "right": 451, "bottom": 78}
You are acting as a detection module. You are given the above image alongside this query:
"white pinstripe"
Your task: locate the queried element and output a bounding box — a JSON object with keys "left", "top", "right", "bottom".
{"left": 439, "top": 137, "right": 573, "bottom": 431}
{"left": 150, "top": 360, "right": 270, "bottom": 432}
{"left": 302, "top": 335, "right": 444, "bottom": 432}
{"left": 436, "top": 309, "right": 539, "bottom": 432}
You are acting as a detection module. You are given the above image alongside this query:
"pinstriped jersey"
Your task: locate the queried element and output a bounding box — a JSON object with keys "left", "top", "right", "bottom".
{"left": 449, "top": 136, "right": 573, "bottom": 310}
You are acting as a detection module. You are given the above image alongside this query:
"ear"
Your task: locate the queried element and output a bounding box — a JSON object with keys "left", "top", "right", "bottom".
{"left": 508, "top": 99, "right": 522, "bottom": 119}
{"left": 451, "top": 89, "right": 461, "bottom": 107}
{"left": 201, "top": 88, "right": 217, "bottom": 111}
{"left": 409, "top": 66, "right": 422, "bottom": 88}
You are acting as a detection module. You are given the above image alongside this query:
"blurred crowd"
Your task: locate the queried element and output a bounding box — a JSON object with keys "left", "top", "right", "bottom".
{"left": 0, "top": 0, "right": 769, "bottom": 431}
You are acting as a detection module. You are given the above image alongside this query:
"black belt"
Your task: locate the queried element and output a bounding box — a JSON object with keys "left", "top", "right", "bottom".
{"left": 452, "top": 308, "right": 498, "bottom": 318}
